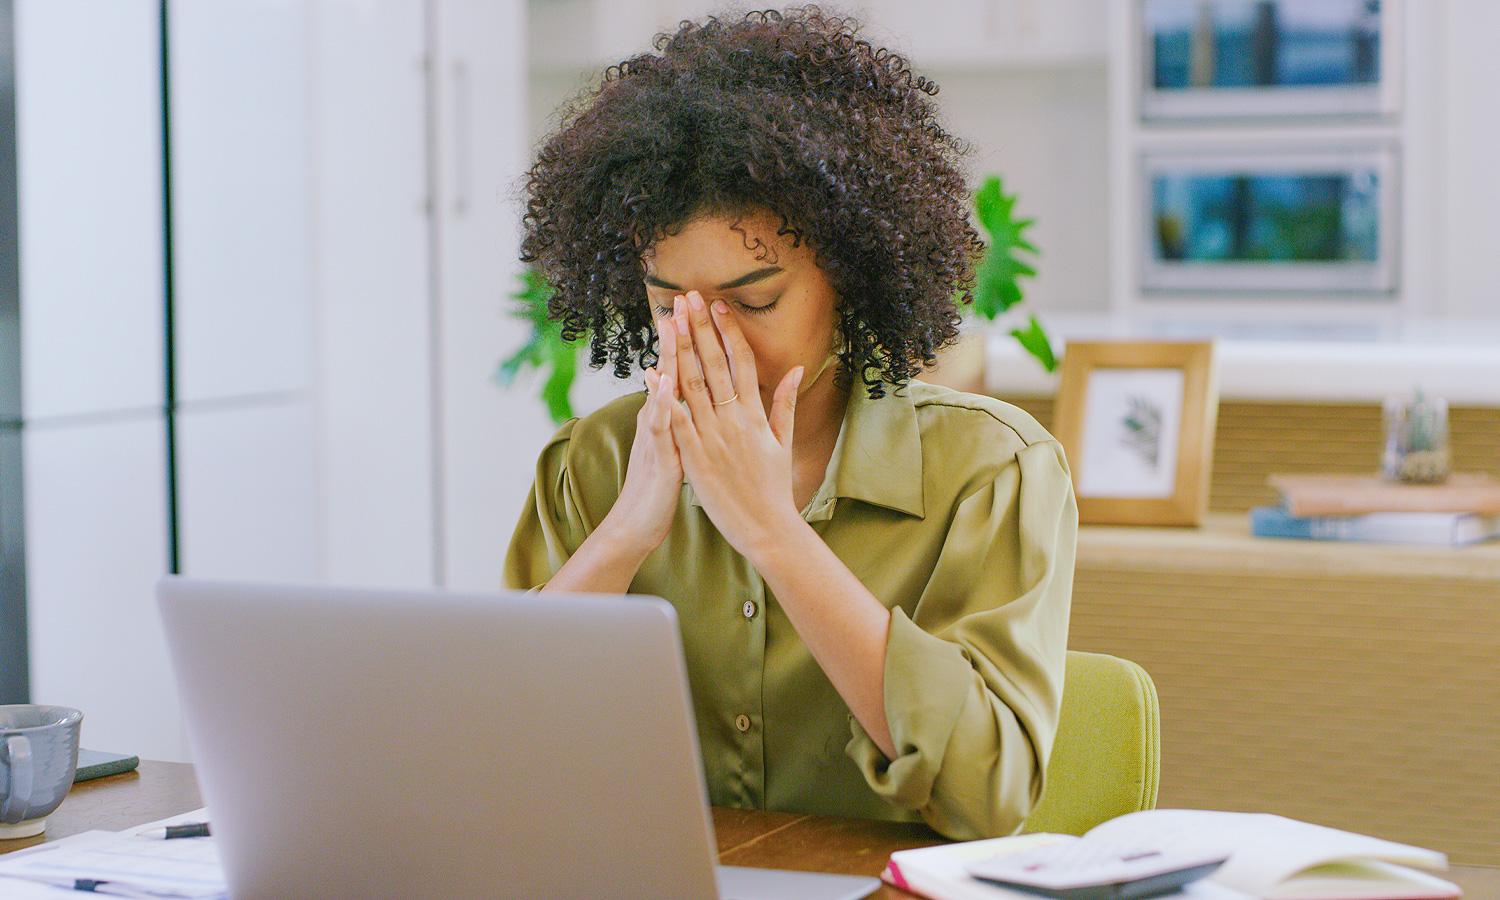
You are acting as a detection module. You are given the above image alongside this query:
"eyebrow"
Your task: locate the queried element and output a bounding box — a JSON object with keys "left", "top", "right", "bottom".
{"left": 644, "top": 266, "right": 783, "bottom": 292}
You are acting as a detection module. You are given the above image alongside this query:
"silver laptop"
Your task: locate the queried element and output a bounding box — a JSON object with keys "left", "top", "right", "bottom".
{"left": 157, "top": 577, "right": 879, "bottom": 900}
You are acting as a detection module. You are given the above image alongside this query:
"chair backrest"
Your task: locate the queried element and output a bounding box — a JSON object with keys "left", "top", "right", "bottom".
{"left": 1020, "top": 650, "right": 1160, "bottom": 835}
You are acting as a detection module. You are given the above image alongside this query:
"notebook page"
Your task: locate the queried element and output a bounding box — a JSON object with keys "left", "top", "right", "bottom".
{"left": 1084, "top": 810, "right": 1447, "bottom": 897}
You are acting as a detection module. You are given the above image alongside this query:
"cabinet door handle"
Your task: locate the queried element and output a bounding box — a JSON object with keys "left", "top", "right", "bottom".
{"left": 452, "top": 59, "right": 471, "bottom": 217}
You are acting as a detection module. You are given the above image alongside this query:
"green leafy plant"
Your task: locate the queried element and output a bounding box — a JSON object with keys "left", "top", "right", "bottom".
{"left": 498, "top": 174, "right": 1056, "bottom": 424}
{"left": 972, "top": 175, "right": 1056, "bottom": 372}
{"left": 494, "top": 269, "right": 581, "bottom": 425}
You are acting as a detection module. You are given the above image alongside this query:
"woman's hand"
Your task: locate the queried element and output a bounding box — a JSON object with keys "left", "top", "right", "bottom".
{"left": 666, "top": 291, "right": 804, "bottom": 561}
{"left": 603, "top": 312, "right": 688, "bottom": 556}
{"left": 540, "top": 313, "right": 684, "bottom": 594}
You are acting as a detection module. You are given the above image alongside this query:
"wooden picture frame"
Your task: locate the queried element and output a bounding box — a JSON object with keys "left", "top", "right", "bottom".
{"left": 1052, "top": 340, "right": 1219, "bottom": 526}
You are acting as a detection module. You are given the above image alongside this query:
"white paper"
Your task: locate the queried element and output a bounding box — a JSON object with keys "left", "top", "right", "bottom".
{"left": 0, "top": 808, "right": 225, "bottom": 900}
{"left": 1076, "top": 367, "right": 1185, "bottom": 499}
{"left": 1085, "top": 810, "right": 1450, "bottom": 898}
{"left": 0, "top": 878, "right": 95, "bottom": 898}
{"left": 886, "top": 833, "right": 1253, "bottom": 900}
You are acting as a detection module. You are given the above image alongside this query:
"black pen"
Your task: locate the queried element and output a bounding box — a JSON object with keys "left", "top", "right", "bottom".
{"left": 138, "top": 821, "right": 211, "bottom": 839}
{"left": 8, "top": 876, "right": 145, "bottom": 897}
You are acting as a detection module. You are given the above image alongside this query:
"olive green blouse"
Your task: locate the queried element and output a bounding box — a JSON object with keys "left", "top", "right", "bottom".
{"left": 503, "top": 379, "right": 1076, "bottom": 840}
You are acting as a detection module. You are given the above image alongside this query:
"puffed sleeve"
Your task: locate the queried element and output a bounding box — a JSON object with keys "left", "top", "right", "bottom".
{"left": 846, "top": 438, "right": 1076, "bottom": 840}
{"left": 503, "top": 395, "right": 642, "bottom": 591}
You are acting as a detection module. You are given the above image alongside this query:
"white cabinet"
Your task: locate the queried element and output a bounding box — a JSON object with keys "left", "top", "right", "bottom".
{"left": 16, "top": 0, "right": 164, "bottom": 421}
{"left": 429, "top": 0, "right": 549, "bottom": 590}
{"left": 176, "top": 402, "right": 319, "bottom": 582}
{"left": 15, "top": 0, "right": 178, "bottom": 760}
{"left": 168, "top": 0, "right": 319, "bottom": 593}
{"left": 169, "top": 0, "right": 315, "bottom": 406}
{"left": 23, "top": 419, "right": 179, "bottom": 762}
{"left": 16, "top": 0, "right": 530, "bottom": 760}
{"left": 309, "top": 0, "right": 539, "bottom": 592}
{"left": 312, "top": 0, "right": 437, "bottom": 588}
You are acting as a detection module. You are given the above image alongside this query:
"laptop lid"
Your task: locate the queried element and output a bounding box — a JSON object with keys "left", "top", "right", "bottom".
{"left": 157, "top": 578, "right": 878, "bottom": 900}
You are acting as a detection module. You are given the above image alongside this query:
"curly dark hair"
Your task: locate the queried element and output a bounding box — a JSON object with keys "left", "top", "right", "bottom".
{"left": 519, "top": 5, "right": 982, "bottom": 395}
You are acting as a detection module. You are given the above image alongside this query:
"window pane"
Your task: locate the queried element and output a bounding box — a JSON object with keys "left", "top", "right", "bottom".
{"left": 1147, "top": 0, "right": 1380, "bottom": 90}
{"left": 1152, "top": 169, "right": 1380, "bottom": 263}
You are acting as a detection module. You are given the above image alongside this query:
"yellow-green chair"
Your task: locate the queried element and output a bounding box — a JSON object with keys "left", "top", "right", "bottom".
{"left": 1020, "top": 650, "right": 1161, "bottom": 835}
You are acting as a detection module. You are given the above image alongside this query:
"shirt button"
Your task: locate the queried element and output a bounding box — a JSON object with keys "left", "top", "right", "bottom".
{"left": 735, "top": 714, "right": 751, "bottom": 733}
{"left": 742, "top": 600, "right": 757, "bottom": 619}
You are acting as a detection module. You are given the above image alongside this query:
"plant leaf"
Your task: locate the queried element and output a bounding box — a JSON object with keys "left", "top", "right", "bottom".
{"left": 495, "top": 267, "right": 587, "bottom": 423}
{"left": 494, "top": 332, "right": 543, "bottom": 386}
{"left": 971, "top": 175, "right": 1039, "bottom": 321}
{"left": 1009, "top": 314, "right": 1058, "bottom": 373}
{"left": 974, "top": 176, "right": 1003, "bottom": 232}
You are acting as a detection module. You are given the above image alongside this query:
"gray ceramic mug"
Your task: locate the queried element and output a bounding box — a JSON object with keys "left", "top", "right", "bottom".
{"left": 0, "top": 705, "right": 83, "bottom": 839}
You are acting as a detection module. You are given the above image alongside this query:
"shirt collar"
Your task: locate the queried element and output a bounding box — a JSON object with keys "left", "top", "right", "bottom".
{"left": 817, "top": 377, "right": 925, "bottom": 519}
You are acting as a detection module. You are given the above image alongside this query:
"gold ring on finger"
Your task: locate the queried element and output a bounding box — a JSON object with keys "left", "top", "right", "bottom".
{"left": 712, "top": 392, "right": 739, "bottom": 406}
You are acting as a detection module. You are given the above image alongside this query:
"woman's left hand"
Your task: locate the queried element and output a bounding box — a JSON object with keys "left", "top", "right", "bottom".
{"left": 665, "top": 291, "right": 805, "bottom": 560}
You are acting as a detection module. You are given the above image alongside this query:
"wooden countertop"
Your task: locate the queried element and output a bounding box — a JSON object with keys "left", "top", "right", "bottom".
{"left": 1078, "top": 512, "right": 1500, "bottom": 580}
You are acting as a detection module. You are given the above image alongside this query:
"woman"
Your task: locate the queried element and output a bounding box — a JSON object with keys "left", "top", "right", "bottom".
{"left": 504, "top": 6, "right": 1076, "bottom": 841}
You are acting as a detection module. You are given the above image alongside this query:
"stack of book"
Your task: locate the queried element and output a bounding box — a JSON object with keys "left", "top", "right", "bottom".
{"left": 1251, "top": 473, "right": 1500, "bottom": 547}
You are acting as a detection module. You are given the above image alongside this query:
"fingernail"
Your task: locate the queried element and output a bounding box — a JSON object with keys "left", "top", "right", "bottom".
{"left": 793, "top": 366, "right": 805, "bottom": 389}
{"left": 689, "top": 292, "right": 704, "bottom": 311}
{"left": 712, "top": 300, "right": 729, "bottom": 315}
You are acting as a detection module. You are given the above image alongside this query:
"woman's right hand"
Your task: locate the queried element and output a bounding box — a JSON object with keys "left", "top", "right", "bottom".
{"left": 542, "top": 309, "right": 684, "bottom": 594}
{"left": 600, "top": 309, "right": 685, "bottom": 555}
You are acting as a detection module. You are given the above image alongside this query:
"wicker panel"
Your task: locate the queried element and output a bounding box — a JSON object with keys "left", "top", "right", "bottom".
{"left": 1211, "top": 403, "right": 1381, "bottom": 512}
{"left": 996, "top": 395, "right": 1500, "bottom": 513}
{"left": 1070, "top": 563, "right": 1500, "bottom": 864}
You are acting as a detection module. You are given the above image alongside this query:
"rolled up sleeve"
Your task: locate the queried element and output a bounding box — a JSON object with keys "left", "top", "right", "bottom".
{"left": 847, "top": 438, "right": 1076, "bottom": 840}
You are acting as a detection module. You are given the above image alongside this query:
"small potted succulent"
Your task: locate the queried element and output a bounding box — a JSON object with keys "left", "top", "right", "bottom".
{"left": 1382, "top": 389, "right": 1451, "bottom": 483}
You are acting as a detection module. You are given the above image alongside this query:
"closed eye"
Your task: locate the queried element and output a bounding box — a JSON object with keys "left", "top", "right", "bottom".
{"left": 736, "top": 301, "right": 777, "bottom": 315}
{"left": 652, "top": 297, "right": 778, "bottom": 316}
{"left": 733, "top": 296, "right": 780, "bottom": 314}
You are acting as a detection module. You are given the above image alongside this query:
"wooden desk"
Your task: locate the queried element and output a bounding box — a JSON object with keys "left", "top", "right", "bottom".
{"left": 6, "top": 762, "right": 1498, "bottom": 899}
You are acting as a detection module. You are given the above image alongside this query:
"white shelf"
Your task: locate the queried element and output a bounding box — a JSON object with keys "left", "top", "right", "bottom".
{"left": 984, "top": 326, "right": 1500, "bottom": 405}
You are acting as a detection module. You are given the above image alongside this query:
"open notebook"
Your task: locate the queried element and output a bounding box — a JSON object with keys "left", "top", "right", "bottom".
{"left": 157, "top": 578, "right": 879, "bottom": 900}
